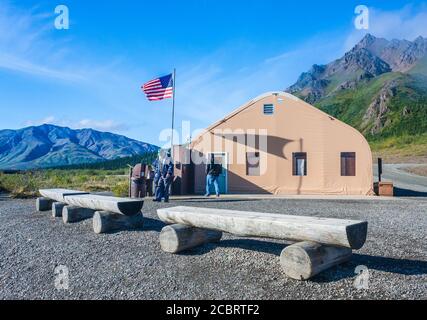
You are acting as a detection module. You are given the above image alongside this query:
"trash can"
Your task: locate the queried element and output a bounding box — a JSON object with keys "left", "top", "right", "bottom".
{"left": 130, "top": 164, "right": 146, "bottom": 198}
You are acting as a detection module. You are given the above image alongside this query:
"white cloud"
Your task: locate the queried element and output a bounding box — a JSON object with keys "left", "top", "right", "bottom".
{"left": 0, "top": 53, "right": 85, "bottom": 81}
{"left": 0, "top": 2, "right": 89, "bottom": 82}
{"left": 6, "top": 2, "right": 427, "bottom": 145}
{"left": 345, "top": 4, "right": 427, "bottom": 50}
{"left": 24, "top": 115, "right": 56, "bottom": 126}
{"left": 173, "top": 33, "right": 346, "bottom": 131}
{"left": 75, "top": 119, "right": 129, "bottom": 132}
{"left": 24, "top": 116, "right": 129, "bottom": 132}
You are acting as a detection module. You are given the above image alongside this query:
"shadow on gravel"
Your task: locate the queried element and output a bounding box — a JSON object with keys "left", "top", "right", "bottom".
{"left": 142, "top": 217, "right": 166, "bottom": 232}
{"left": 394, "top": 187, "right": 427, "bottom": 197}
{"left": 312, "top": 254, "right": 427, "bottom": 283}
{"left": 218, "top": 239, "right": 287, "bottom": 255}
{"left": 96, "top": 217, "right": 165, "bottom": 234}
{"left": 172, "top": 198, "right": 259, "bottom": 203}
{"left": 180, "top": 238, "right": 288, "bottom": 256}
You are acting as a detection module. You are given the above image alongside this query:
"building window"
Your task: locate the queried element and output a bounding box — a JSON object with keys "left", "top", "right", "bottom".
{"left": 246, "top": 152, "right": 260, "bottom": 176}
{"left": 263, "top": 104, "right": 274, "bottom": 115}
{"left": 293, "top": 153, "right": 307, "bottom": 176}
{"left": 341, "top": 152, "right": 356, "bottom": 176}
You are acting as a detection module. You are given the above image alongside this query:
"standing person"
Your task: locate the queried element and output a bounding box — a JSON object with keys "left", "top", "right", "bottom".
{"left": 154, "top": 150, "right": 174, "bottom": 202}
{"left": 145, "top": 164, "right": 154, "bottom": 197}
{"left": 205, "top": 154, "right": 222, "bottom": 198}
{"left": 152, "top": 156, "right": 160, "bottom": 199}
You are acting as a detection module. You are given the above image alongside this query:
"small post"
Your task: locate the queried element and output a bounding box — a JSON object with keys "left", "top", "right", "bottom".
{"left": 36, "top": 197, "right": 54, "bottom": 212}
{"left": 171, "top": 68, "right": 176, "bottom": 159}
{"left": 378, "top": 158, "right": 383, "bottom": 182}
{"left": 127, "top": 164, "right": 133, "bottom": 198}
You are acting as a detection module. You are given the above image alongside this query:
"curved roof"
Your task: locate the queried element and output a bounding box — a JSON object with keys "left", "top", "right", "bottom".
{"left": 191, "top": 91, "right": 369, "bottom": 149}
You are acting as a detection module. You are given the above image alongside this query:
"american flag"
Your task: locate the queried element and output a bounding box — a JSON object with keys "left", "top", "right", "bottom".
{"left": 142, "top": 73, "right": 174, "bottom": 101}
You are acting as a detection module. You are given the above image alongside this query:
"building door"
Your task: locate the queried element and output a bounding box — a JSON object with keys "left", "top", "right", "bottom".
{"left": 207, "top": 152, "right": 228, "bottom": 194}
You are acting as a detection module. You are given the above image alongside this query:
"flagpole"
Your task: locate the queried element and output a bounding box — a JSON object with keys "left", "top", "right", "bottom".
{"left": 171, "top": 68, "right": 176, "bottom": 159}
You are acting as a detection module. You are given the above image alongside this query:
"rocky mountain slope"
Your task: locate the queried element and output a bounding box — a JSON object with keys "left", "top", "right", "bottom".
{"left": 0, "top": 124, "right": 159, "bottom": 170}
{"left": 286, "top": 34, "right": 427, "bottom": 142}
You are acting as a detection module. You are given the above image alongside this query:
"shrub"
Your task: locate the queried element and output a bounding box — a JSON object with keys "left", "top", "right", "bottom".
{"left": 112, "top": 181, "right": 129, "bottom": 197}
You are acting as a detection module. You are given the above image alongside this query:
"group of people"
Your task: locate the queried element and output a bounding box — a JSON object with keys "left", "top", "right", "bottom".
{"left": 150, "top": 150, "right": 223, "bottom": 202}
{"left": 152, "top": 149, "right": 174, "bottom": 202}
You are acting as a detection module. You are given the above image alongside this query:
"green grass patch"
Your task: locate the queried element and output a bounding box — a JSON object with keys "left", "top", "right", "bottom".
{"left": 369, "top": 133, "right": 427, "bottom": 158}
{"left": 0, "top": 169, "right": 129, "bottom": 198}
{"left": 0, "top": 153, "right": 159, "bottom": 198}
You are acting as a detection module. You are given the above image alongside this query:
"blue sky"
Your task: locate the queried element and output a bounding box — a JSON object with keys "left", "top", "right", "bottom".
{"left": 1, "top": 0, "right": 427, "bottom": 147}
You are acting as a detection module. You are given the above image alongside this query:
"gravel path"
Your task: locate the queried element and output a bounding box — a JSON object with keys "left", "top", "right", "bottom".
{"left": 0, "top": 196, "right": 426, "bottom": 300}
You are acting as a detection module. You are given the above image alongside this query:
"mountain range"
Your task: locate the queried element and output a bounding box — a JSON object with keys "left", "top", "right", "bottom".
{"left": 2, "top": 34, "right": 426, "bottom": 170}
{"left": 286, "top": 34, "right": 427, "bottom": 141}
{"left": 0, "top": 124, "right": 159, "bottom": 170}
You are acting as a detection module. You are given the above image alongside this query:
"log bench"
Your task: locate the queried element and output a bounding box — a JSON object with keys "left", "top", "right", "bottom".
{"left": 37, "top": 189, "right": 144, "bottom": 233}
{"left": 157, "top": 206, "right": 368, "bottom": 280}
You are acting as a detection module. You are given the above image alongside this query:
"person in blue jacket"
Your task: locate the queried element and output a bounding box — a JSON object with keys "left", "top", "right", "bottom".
{"left": 153, "top": 149, "right": 174, "bottom": 202}
{"left": 205, "top": 154, "right": 222, "bottom": 198}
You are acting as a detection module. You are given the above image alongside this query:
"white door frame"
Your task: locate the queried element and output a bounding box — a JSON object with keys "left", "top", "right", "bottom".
{"left": 207, "top": 152, "right": 228, "bottom": 194}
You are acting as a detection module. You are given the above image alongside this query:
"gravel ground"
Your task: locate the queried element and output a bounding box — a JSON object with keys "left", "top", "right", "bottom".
{"left": 0, "top": 195, "right": 426, "bottom": 300}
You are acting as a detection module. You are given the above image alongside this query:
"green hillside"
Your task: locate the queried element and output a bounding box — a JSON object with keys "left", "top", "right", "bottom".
{"left": 315, "top": 72, "right": 427, "bottom": 160}
{"left": 287, "top": 35, "right": 427, "bottom": 161}
{"left": 316, "top": 73, "right": 427, "bottom": 138}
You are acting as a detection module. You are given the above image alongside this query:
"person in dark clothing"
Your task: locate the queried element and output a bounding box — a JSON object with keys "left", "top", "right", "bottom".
{"left": 205, "top": 154, "right": 222, "bottom": 197}
{"left": 145, "top": 164, "right": 154, "bottom": 197}
{"left": 153, "top": 150, "right": 174, "bottom": 202}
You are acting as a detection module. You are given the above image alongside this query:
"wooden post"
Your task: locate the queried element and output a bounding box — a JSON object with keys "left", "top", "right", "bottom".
{"left": 93, "top": 211, "right": 144, "bottom": 234}
{"left": 280, "top": 241, "right": 352, "bottom": 280}
{"left": 36, "top": 197, "right": 54, "bottom": 212}
{"left": 52, "top": 202, "right": 66, "bottom": 218}
{"left": 159, "top": 224, "right": 222, "bottom": 253}
{"left": 62, "top": 206, "right": 95, "bottom": 224}
{"left": 128, "top": 165, "right": 133, "bottom": 198}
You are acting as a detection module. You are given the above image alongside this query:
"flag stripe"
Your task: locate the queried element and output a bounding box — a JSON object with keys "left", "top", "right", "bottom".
{"left": 143, "top": 82, "right": 161, "bottom": 89}
{"left": 144, "top": 86, "right": 172, "bottom": 91}
{"left": 144, "top": 79, "right": 160, "bottom": 86}
{"left": 141, "top": 73, "right": 174, "bottom": 101}
{"left": 147, "top": 93, "right": 173, "bottom": 98}
{"left": 143, "top": 84, "right": 162, "bottom": 89}
{"left": 144, "top": 88, "right": 173, "bottom": 94}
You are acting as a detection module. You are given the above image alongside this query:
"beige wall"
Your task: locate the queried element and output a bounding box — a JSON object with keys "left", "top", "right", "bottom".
{"left": 190, "top": 92, "right": 374, "bottom": 195}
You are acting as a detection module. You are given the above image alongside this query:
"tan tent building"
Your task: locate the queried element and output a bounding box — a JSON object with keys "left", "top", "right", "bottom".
{"left": 173, "top": 92, "right": 374, "bottom": 196}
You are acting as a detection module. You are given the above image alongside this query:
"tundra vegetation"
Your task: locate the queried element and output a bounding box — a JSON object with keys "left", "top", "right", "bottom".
{"left": 287, "top": 34, "right": 427, "bottom": 163}
{"left": 0, "top": 153, "right": 157, "bottom": 198}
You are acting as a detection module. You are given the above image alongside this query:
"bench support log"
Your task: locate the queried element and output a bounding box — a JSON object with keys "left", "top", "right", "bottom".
{"left": 93, "top": 211, "right": 144, "bottom": 234}
{"left": 36, "top": 197, "right": 54, "bottom": 212}
{"left": 63, "top": 206, "right": 95, "bottom": 224}
{"left": 160, "top": 224, "right": 223, "bottom": 253}
{"left": 52, "top": 202, "right": 66, "bottom": 218}
{"left": 280, "top": 241, "right": 352, "bottom": 280}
